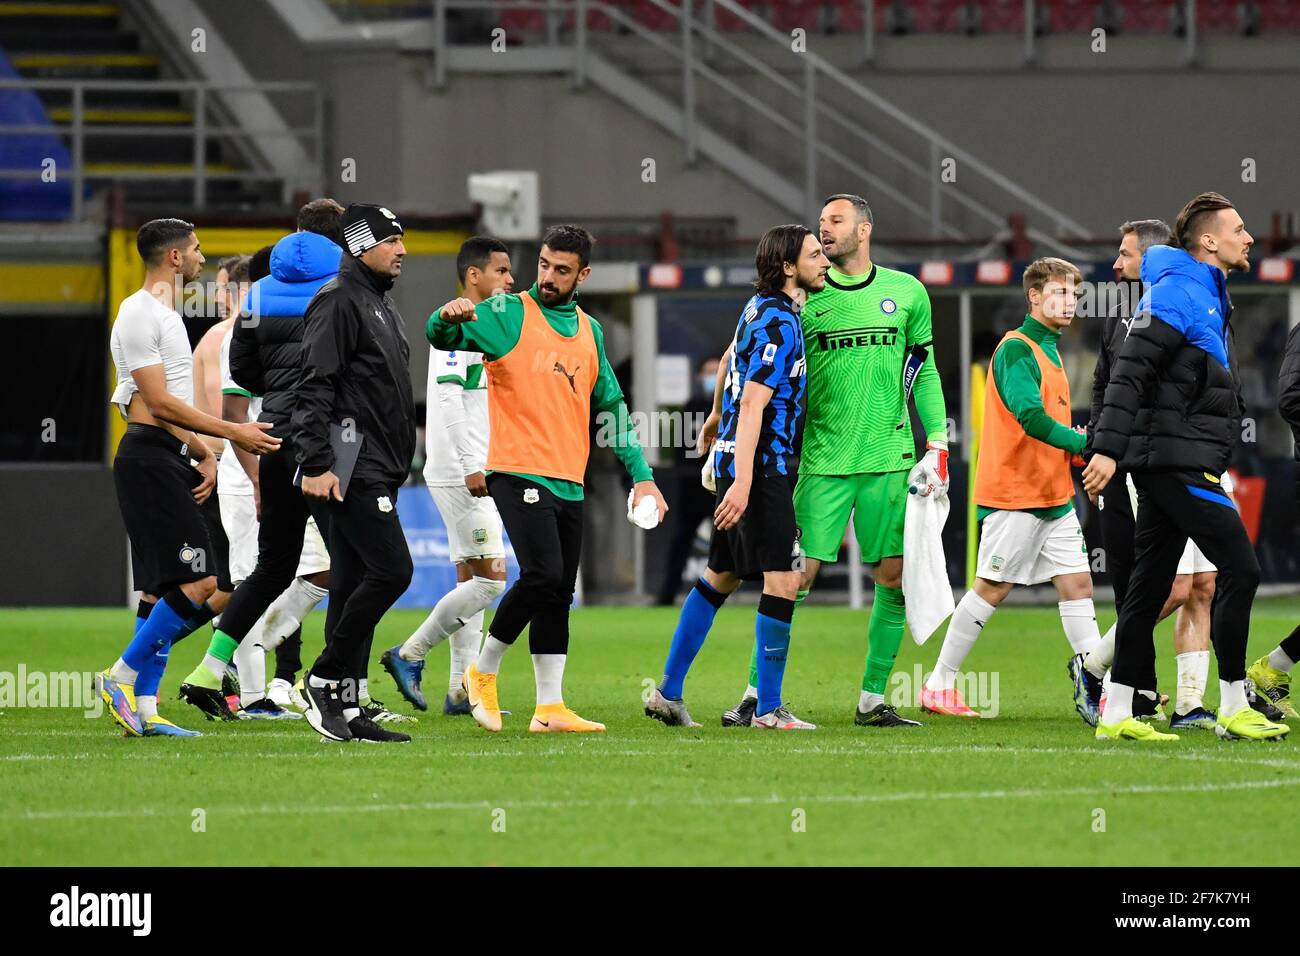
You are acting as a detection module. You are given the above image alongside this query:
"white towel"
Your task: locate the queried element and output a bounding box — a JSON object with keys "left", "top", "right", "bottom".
{"left": 700, "top": 447, "right": 717, "bottom": 493}
{"left": 902, "top": 490, "right": 955, "bottom": 645}
{"left": 626, "top": 489, "right": 662, "bottom": 529}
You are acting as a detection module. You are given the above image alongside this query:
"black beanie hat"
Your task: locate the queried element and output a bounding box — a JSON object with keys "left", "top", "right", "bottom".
{"left": 341, "top": 203, "right": 404, "bottom": 256}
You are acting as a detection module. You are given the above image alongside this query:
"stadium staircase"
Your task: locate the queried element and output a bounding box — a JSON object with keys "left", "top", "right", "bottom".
{"left": 0, "top": 0, "right": 291, "bottom": 219}
{"left": 431, "top": 0, "right": 1093, "bottom": 251}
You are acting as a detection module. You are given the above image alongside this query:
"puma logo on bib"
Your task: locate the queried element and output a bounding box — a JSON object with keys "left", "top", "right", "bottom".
{"left": 553, "top": 361, "right": 580, "bottom": 392}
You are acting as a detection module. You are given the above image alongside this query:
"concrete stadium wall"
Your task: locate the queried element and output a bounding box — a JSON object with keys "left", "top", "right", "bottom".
{"left": 0, "top": 467, "right": 127, "bottom": 607}
{"left": 196, "top": 3, "right": 1299, "bottom": 242}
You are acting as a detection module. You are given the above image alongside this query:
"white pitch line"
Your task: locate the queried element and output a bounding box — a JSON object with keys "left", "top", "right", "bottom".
{"left": 5, "top": 742, "right": 1300, "bottom": 773}
{"left": 7, "top": 775, "right": 1300, "bottom": 823}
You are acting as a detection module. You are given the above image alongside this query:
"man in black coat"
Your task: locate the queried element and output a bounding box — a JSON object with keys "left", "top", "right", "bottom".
{"left": 296, "top": 203, "right": 418, "bottom": 743}
{"left": 1084, "top": 191, "right": 1287, "bottom": 742}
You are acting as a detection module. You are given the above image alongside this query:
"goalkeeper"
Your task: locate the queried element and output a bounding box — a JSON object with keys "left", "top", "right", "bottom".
{"left": 712, "top": 194, "right": 948, "bottom": 728}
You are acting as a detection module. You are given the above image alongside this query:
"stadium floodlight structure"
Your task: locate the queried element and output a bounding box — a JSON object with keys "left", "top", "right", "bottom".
{"left": 467, "top": 171, "right": 540, "bottom": 240}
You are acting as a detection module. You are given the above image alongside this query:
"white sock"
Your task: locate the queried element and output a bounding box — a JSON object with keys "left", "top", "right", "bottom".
{"left": 234, "top": 629, "right": 267, "bottom": 706}
{"left": 201, "top": 653, "right": 227, "bottom": 682}
{"left": 449, "top": 608, "right": 483, "bottom": 698}
{"left": 403, "top": 609, "right": 448, "bottom": 660}
{"left": 1175, "top": 650, "right": 1210, "bottom": 714}
{"left": 343, "top": 706, "right": 361, "bottom": 722}
{"left": 532, "top": 653, "right": 565, "bottom": 706}
{"left": 858, "top": 690, "right": 885, "bottom": 711}
{"left": 744, "top": 683, "right": 758, "bottom": 701}
{"left": 109, "top": 657, "right": 138, "bottom": 685}
{"left": 1058, "top": 599, "right": 1101, "bottom": 656}
{"left": 1268, "top": 647, "right": 1295, "bottom": 673}
{"left": 477, "top": 635, "right": 510, "bottom": 675}
{"left": 261, "top": 578, "right": 327, "bottom": 651}
{"left": 137, "top": 694, "right": 158, "bottom": 721}
{"left": 1220, "top": 679, "right": 1247, "bottom": 717}
{"left": 402, "top": 576, "right": 505, "bottom": 661}
{"left": 925, "top": 590, "right": 995, "bottom": 691}
{"left": 1101, "top": 681, "right": 1134, "bottom": 725}
{"left": 1084, "top": 623, "right": 1115, "bottom": 679}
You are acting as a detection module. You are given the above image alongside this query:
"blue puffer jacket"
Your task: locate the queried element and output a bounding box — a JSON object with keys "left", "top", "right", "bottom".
{"left": 230, "top": 231, "right": 341, "bottom": 433}
{"left": 1092, "top": 245, "right": 1243, "bottom": 474}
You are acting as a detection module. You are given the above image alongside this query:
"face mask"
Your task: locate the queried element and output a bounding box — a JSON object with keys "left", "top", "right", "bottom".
{"left": 698, "top": 373, "right": 716, "bottom": 395}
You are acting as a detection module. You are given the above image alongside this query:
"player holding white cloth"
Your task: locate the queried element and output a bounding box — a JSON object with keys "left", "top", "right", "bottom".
{"left": 382, "top": 237, "right": 512, "bottom": 714}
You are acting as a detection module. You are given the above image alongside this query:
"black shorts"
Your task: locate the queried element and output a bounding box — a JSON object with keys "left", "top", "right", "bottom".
{"left": 200, "top": 478, "right": 232, "bottom": 591}
{"left": 708, "top": 473, "right": 801, "bottom": 581}
{"left": 114, "top": 424, "right": 214, "bottom": 596}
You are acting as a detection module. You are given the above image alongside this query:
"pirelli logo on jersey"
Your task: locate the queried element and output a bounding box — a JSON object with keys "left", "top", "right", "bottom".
{"left": 815, "top": 326, "right": 899, "bottom": 351}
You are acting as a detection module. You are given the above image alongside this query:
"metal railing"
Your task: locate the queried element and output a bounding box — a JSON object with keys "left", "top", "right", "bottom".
{"left": 430, "top": 0, "right": 1208, "bottom": 64}
{"left": 0, "top": 79, "right": 324, "bottom": 220}
{"left": 430, "top": 0, "right": 1092, "bottom": 244}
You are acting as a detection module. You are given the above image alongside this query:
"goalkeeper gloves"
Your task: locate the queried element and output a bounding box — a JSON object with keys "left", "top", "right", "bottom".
{"left": 908, "top": 440, "right": 949, "bottom": 498}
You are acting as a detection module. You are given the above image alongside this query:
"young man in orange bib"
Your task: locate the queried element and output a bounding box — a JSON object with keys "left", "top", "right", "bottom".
{"left": 920, "top": 258, "right": 1100, "bottom": 717}
{"left": 429, "top": 225, "right": 668, "bottom": 732}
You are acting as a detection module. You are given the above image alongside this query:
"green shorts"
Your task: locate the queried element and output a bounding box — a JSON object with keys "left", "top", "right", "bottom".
{"left": 794, "top": 471, "right": 909, "bottom": 565}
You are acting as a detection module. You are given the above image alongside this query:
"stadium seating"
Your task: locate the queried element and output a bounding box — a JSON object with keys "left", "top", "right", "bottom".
{"left": 0, "top": 49, "right": 74, "bottom": 221}
{"left": 1260, "top": 0, "right": 1300, "bottom": 30}
{"left": 0, "top": 0, "right": 275, "bottom": 219}
{"left": 1116, "top": 0, "right": 1173, "bottom": 32}
{"left": 396, "top": 0, "right": 1300, "bottom": 36}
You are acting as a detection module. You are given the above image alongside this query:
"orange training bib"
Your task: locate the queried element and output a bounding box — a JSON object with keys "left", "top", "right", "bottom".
{"left": 484, "top": 290, "right": 599, "bottom": 484}
{"left": 974, "top": 329, "right": 1074, "bottom": 511}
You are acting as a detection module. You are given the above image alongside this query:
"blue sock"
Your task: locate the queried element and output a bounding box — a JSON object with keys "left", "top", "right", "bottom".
{"left": 131, "top": 599, "right": 161, "bottom": 694}
{"left": 755, "top": 594, "right": 795, "bottom": 717}
{"left": 133, "top": 598, "right": 155, "bottom": 639}
{"left": 134, "top": 599, "right": 213, "bottom": 698}
{"left": 121, "top": 589, "right": 202, "bottom": 673}
{"left": 661, "top": 578, "right": 728, "bottom": 700}
{"left": 135, "top": 643, "right": 170, "bottom": 698}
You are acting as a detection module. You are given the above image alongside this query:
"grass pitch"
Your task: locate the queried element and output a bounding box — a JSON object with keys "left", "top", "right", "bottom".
{"left": 3, "top": 599, "right": 1300, "bottom": 866}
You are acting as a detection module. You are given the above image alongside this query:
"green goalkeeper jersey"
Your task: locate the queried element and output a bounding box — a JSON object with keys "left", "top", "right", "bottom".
{"left": 800, "top": 263, "right": 947, "bottom": 475}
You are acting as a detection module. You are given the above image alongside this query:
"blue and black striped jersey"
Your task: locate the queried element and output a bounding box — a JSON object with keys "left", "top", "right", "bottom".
{"left": 714, "top": 291, "right": 807, "bottom": 479}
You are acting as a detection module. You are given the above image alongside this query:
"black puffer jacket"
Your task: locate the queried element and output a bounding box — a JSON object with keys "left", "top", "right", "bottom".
{"left": 1092, "top": 245, "right": 1243, "bottom": 475}
{"left": 230, "top": 231, "right": 341, "bottom": 436}
{"left": 292, "top": 254, "right": 417, "bottom": 488}
{"left": 1084, "top": 281, "right": 1138, "bottom": 458}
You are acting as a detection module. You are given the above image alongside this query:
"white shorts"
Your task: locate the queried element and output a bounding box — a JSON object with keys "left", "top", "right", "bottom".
{"left": 218, "top": 493, "right": 330, "bottom": 584}
{"left": 1177, "top": 539, "right": 1217, "bottom": 576}
{"left": 428, "top": 483, "right": 505, "bottom": 563}
{"left": 977, "top": 508, "right": 1090, "bottom": 586}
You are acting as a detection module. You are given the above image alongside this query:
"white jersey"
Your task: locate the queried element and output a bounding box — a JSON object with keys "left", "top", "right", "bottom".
{"left": 109, "top": 287, "right": 193, "bottom": 418}
{"left": 423, "top": 346, "right": 490, "bottom": 488}
{"left": 218, "top": 327, "right": 262, "bottom": 495}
